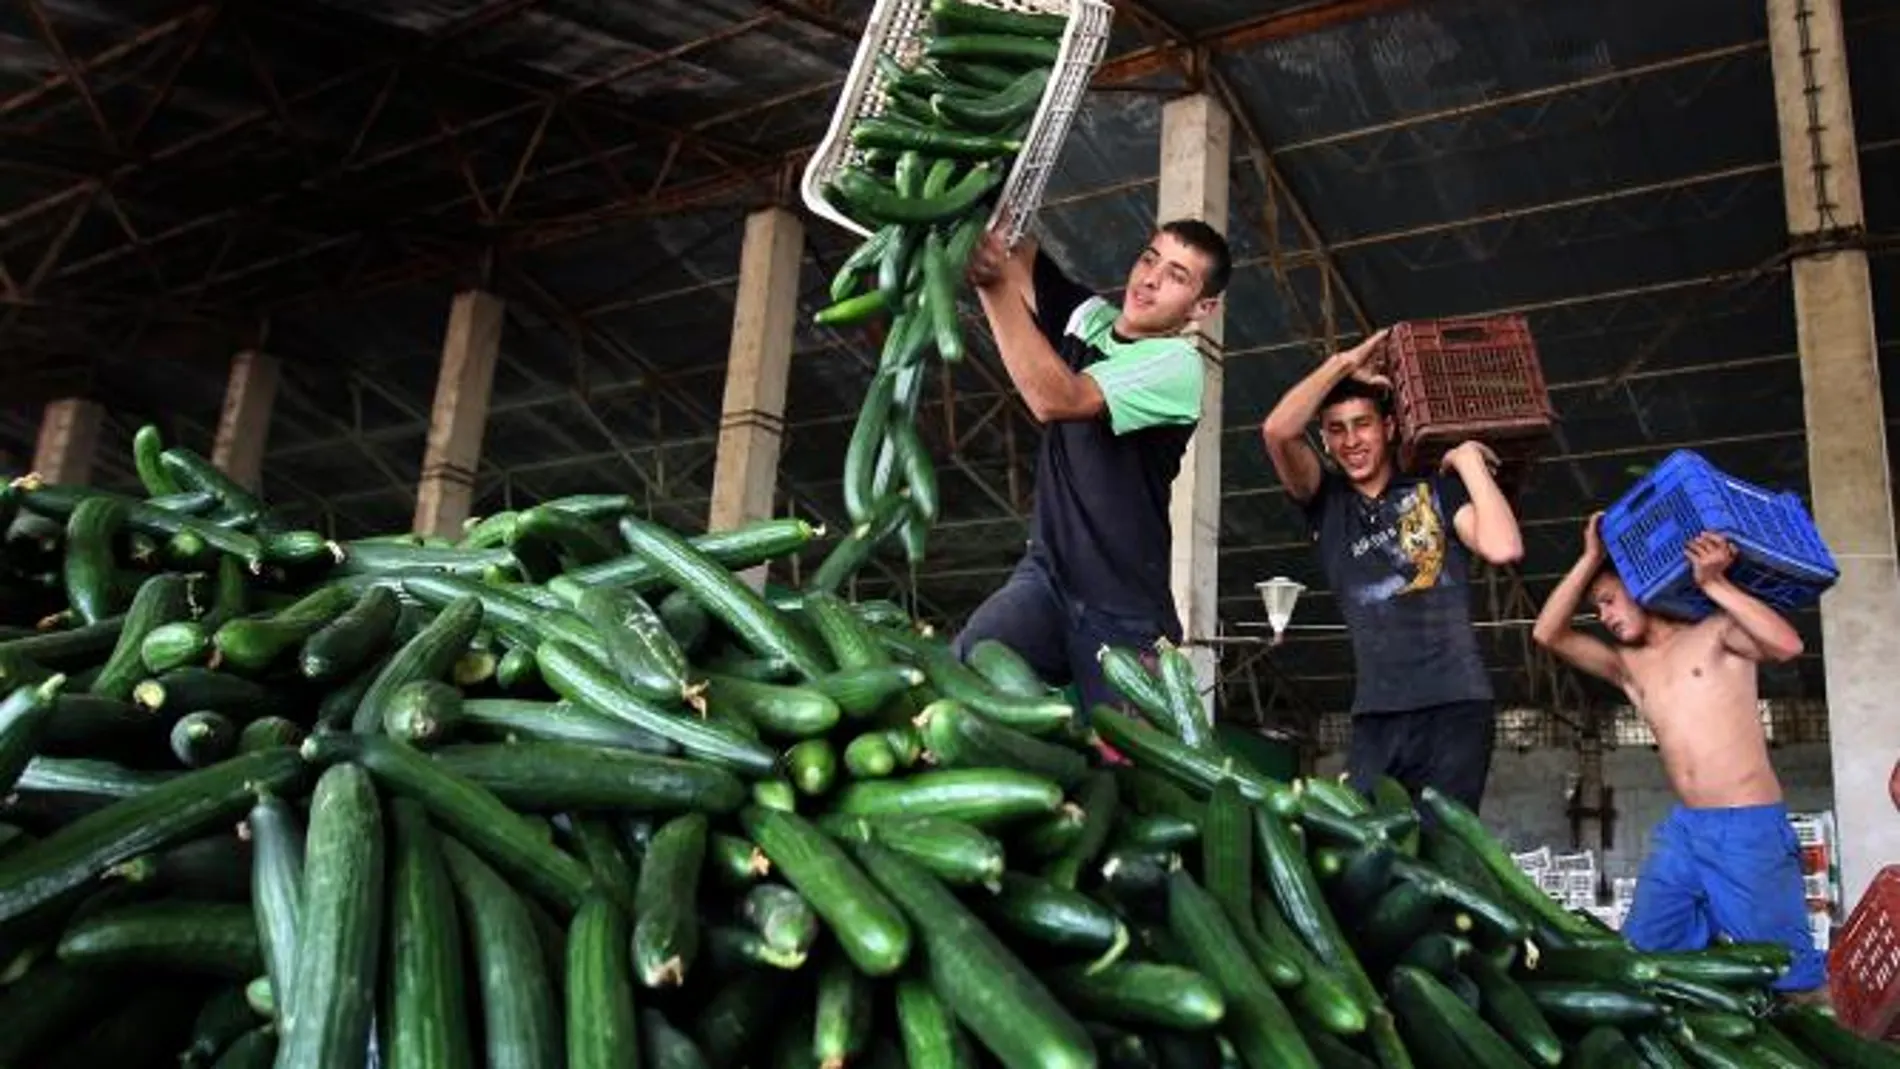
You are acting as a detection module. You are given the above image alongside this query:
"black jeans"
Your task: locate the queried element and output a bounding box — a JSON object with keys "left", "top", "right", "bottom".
{"left": 950, "top": 554, "right": 1177, "bottom": 722}
{"left": 1344, "top": 700, "right": 1496, "bottom": 815}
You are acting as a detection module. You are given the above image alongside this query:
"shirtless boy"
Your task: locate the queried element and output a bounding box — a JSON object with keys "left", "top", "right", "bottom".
{"left": 1532, "top": 514, "right": 1824, "bottom": 994}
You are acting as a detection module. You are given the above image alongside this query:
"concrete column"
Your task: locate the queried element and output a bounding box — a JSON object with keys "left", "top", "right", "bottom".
{"left": 32, "top": 398, "right": 103, "bottom": 486}
{"left": 211, "top": 350, "right": 280, "bottom": 493}
{"left": 413, "top": 290, "right": 504, "bottom": 540}
{"left": 708, "top": 206, "right": 803, "bottom": 589}
{"left": 1159, "top": 93, "right": 1231, "bottom": 723}
{"left": 1768, "top": 0, "right": 1900, "bottom": 906}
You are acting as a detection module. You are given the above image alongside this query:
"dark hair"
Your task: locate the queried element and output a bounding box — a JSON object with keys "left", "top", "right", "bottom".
{"left": 1319, "top": 376, "right": 1392, "bottom": 418}
{"left": 1158, "top": 219, "right": 1232, "bottom": 299}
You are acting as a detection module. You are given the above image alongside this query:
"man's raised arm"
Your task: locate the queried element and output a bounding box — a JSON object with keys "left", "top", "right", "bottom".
{"left": 1260, "top": 330, "right": 1388, "bottom": 503}
{"left": 1533, "top": 513, "right": 1627, "bottom": 685}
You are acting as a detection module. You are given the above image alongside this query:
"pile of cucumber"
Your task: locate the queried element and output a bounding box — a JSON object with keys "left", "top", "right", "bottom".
{"left": 0, "top": 423, "right": 1889, "bottom": 1069}
{"left": 811, "top": 0, "right": 1070, "bottom": 572}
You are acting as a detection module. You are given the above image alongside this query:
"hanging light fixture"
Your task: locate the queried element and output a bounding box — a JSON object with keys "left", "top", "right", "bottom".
{"left": 1255, "top": 577, "right": 1305, "bottom": 647}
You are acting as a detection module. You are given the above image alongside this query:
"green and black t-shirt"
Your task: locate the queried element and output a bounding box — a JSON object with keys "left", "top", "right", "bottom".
{"left": 1026, "top": 252, "right": 1203, "bottom": 628}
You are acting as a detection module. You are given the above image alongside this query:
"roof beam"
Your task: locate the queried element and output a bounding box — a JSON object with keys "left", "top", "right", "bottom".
{"left": 1095, "top": 0, "right": 1414, "bottom": 85}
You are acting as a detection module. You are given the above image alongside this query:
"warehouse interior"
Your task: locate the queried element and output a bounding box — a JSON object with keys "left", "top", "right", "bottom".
{"left": 0, "top": 0, "right": 1896, "bottom": 932}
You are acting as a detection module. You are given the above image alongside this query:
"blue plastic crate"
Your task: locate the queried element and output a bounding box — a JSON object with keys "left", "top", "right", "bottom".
{"left": 1600, "top": 450, "right": 1838, "bottom": 621}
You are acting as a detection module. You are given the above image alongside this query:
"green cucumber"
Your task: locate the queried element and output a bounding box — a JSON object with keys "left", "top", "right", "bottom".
{"left": 844, "top": 731, "right": 898, "bottom": 778}
{"left": 429, "top": 741, "right": 745, "bottom": 814}
{"left": 184, "top": 985, "right": 259, "bottom": 1068}
{"left": 896, "top": 972, "right": 976, "bottom": 1069}
{"left": 1113, "top": 812, "right": 1200, "bottom": 851}
{"left": 567, "top": 895, "right": 639, "bottom": 1069}
{"left": 1153, "top": 639, "right": 1215, "bottom": 748}
{"left": 1167, "top": 869, "right": 1319, "bottom": 1069}
{"left": 834, "top": 768, "right": 1062, "bottom": 827}
{"left": 1203, "top": 779, "right": 1254, "bottom": 928}
{"left": 1019, "top": 805, "right": 1088, "bottom": 861}
{"left": 1045, "top": 769, "right": 1119, "bottom": 889}
{"left": 0, "top": 748, "right": 302, "bottom": 923}
{"left": 880, "top": 627, "right": 1072, "bottom": 734}
{"left": 1389, "top": 965, "right": 1530, "bottom": 1069}
{"left": 851, "top": 838, "right": 1093, "bottom": 1069}
{"left": 966, "top": 638, "right": 1046, "bottom": 698}
{"left": 617, "top": 516, "right": 828, "bottom": 678}
{"left": 511, "top": 504, "right": 618, "bottom": 569}
{"left": 143, "top": 620, "right": 212, "bottom": 673}
{"left": 1387, "top": 855, "right": 1531, "bottom": 946}
{"left": 1465, "top": 950, "right": 1562, "bottom": 1067}
{"left": 787, "top": 738, "right": 838, "bottom": 795}
{"left": 644, "top": 1009, "right": 712, "bottom": 1069}
{"left": 384, "top": 798, "right": 474, "bottom": 1069}
{"left": 90, "top": 573, "right": 191, "bottom": 700}
{"left": 813, "top": 663, "right": 923, "bottom": 717}
{"left": 566, "top": 517, "right": 820, "bottom": 591}
{"left": 1047, "top": 962, "right": 1226, "bottom": 1029}
{"left": 55, "top": 899, "right": 259, "bottom": 976}
{"left": 299, "top": 732, "right": 591, "bottom": 914}
{"left": 817, "top": 813, "right": 1005, "bottom": 887}
{"left": 349, "top": 594, "right": 483, "bottom": 733}
{"left": 133, "top": 667, "right": 271, "bottom": 718}
{"left": 170, "top": 709, "right": 238, "bottom": 767}
{"left": 1255, "top": 807, "right": 1391, "bottom": 1047}
{"left": 539, "top": 641, "right": 777, "bottom": 776}
{"left": 247, "top": 792, "right": 302, "bottom": 1024}
{"left": 459, "top": 697, "right": 677, "bottom": 754}
{"left": 1631, "top": 1030, "right": 1697, "bottom": 1069}
{"left": 440, "top": 837, "right": 561, "bottom": 1069}
{"left": 741, "top": 805, "right": 911, "bottom": 975}
{"left": 1251, "top": 890, "right": 1368, "bottom": 1035}
{"left": 159, "top": 446, "right": 263, "bottom": 525}
{"left": 1642, "top": 950, "right": 1784, "bottom": 987}
{"left": 1776, "top": 1007, "right": 1900, "bottom": 1069}
{"left": 831, "top": 225, "right": 898, "bottom": 302}
{"left": 1093, "top": 708, "right": 1296, "bottom": 812}
{"left": 134, "top": 424, "right": 183, "bottom": 494}
{"left": 277, "top": 764, "right": 384, "bottom": 1069}
{"left": 632, "top": 812, "right": 708, "bottom": 987}
{"left": 981, "top": 870, "right": 1130, "bottom": 963}
{"left": 63, "top": 496, "right": 128, "bottom": 624}
{"left": 929, "top": 0, "right": 1067, "bottom": 37}
{"left": 802, "top": 591, "right": 892, "bottom": 671}
{"left": 213, "top": 585, "right": 355, "bottom": 674}
{"left": 815, "top": 945, "right": 874, "bottom": 1069}
{"left": 0, "top": 674, "right": 65, "bottom": 794}
{"left": 925, "top": 32, "right": 1060, "bottom": 65}
{"left": 741, "top": 882, "right": 819, "bottom": 958}
{"left": 1420, "top": 787, "right": 1598, "bottom": 940}
{"left": 569, "top": 816, "right": 639, "bottom": 915}
{"left": 704, "top": 672, "right": 841, "bottom": 738}
{"left": 578, "top": 586, "right": 703, "bottom": 708}
{"left": 237, "top": 715, "right": 303, "bottom": 753}
{"left": 918, "top": 698, "right": 1088, "bottom": 787}
{"left": 382, "top": 679, "right": 461, "bottom": 747}
{"left": 1519, "top": 982, "right": 1664, "bottom": 1026}
{"left": 707, "top": 832, "right": 770, "bottom": 889}
{"left": 753, "top": 777, "right": 797, "bottom": 811}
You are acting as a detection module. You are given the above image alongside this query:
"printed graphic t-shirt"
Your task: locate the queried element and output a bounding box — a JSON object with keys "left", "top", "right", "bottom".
{"left": 1026, "top": 252, "right": 1202, "bottom": 628}
{"left": 1302, "top": 470, "right": 1494, "bottom": 714}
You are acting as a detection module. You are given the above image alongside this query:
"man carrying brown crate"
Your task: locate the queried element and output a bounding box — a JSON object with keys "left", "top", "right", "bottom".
{"left": 1260, "top": 331, "right": 1525, "bottom": 811}
{"left": 1531, "top": 515, "right": 1825, "bottom": 996}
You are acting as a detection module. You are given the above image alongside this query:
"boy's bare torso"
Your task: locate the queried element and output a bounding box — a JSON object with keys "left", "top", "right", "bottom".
{"left": 1616, "top": 615, "right": 1783, "bottom": 809}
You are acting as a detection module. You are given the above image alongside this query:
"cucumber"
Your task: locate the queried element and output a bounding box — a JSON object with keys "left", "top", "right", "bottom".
{"left": 494, "top": 642, "right": 539, "bottom": 691}
{"left": 693, "top": 965, "right": 784, "bottom": 1069}
{"left": 1045, "top": 769, "right": 1119, "bottom": 889}
{"left": 925, "top": 32, "right": 1061, "bottom": 65}
{"left": 1672, "top": 1033, "right": 1757, "bottom": 1069}
{"left": 384, "top": 798, "right": 474, "bottom": 1069}
{"left": 880, "top": 627, "right": 1072, "bottom": 734}
{"left": 237, "top": 715, "right": 304, "bottom": 753}
{"left": 851, "top": 838, "right": 1093, "bottom": 1069}
{"left": 644, "top": 1009, "right": 712, "bottom": 1069}
{"left": 160, "top": 446, "right": 263, "bottom": 525}
{"left": 440, "top": 836, "right": 561, "bottom": 1069}
{"left": 981, "top": 871, "right": 1131, "bottom": 963}
{"left": 704, "top": 672, "right": 841, "bottom": 738}
{"left": 930, "top": 0, "right": 1067, "bottom": 36}
{"left": 1387, "top": 855, "right": 1531, "bottom": 946}
{"left": 0, "top": 748, "right": 302, "bottom": 923}
{"left": 1466, "top": 949, "right": 1562, "bottom": 1067}
{"left": 0, "top": 959, "right": 123, "bottom": 1065}
{"left": 813, "top": 663, "right": 923, "bottom": 717}
{"left": 90, "top": 573, "right": 191, "bottom": 700}
{"left": 618, "top": 516, "right": 828, "bottom": 678}
{"left": 742, "top": 882, "right": 819, "bottom": 958}
{"left": 918, "top": 698, "right": 1088, "bottom": 788}
{"left": 1519, "top": 982, "right": 1664, "bottom": 1026}
{"left": 277, "top": 764, "right": 384, "bottom": 1069}
{"left": 844, "top": 732, "right": 898, "bottom": 778}
{"left": 1203, "top": 779, "right": 1254, "bottom": 929}
{"left": 511, "top": 504, "right": 618, "bottom": 569}
{"left": 133, "top": 666, "right": 272, "bottom": 718}
{"left": 817, "top": 813, "right": 1005, "bottom": 887}
{"left": 0, "top": 674, "right": 65, "bottom": 794}
{"left": 633, "top": 811, "right": 708, "bottom": 987}
{"left": 787, "top": 738, "right": 838, "bottom": 796}
{"left": 837, "top": 766, "right": 1062, "bottom": 828}
{"left": 133, "top": 424, "right": 183, "bottom": 494}
{"left": 567, "top": 895, "right": 640, "bottom": 1069}
{"left": 707, "top": 832, "right": 771, "bottom": 889}
{"left": 741, "top": 805, "right": 911, "bottom": 975}
{"left": 753, "top": 777, "right": 797, "bottom": 811}
{"left": 184, "top": 984, "right": 258, "bottom": 1068}
{"left": 565, "top": 517, "right": 820, "bottom": 591}
{"left": 143, "top": 620, "right": 212, "bottom": 673}
{"left": 1113, "top": 811, "right": 1200, "bottom": 851}
{"left": 210, "top": 1027, "right": 277, "bottom": 1068}
{"left": 896, "top": 972, "right": 976, "bottom": 1069}
{"left": 63, "top": 496, "right": 127, "bottom": 624}
{"left": 1388, "top": 966, "right": 1527, "bottom": 1069}
{"left": 539, "top": 640, "right": 778, "bottom": 776}
{"left": 349, "top": 594, "right": 483, "bottom": 733}
{"left": 815, "top": 945, "right": 874, "bottom": 1069}
{"left": 1167, "top": 869, "right": 1319, "bottom": 1069}
{"left": 1093, "top": 708, "right": 1296, "bottom": 812}
{"left": 802, "top": 591, "right": 892, "bottom": 671}
{"left": 1019, "top": 805, "right": 1088, "bottom": 861}
{"left": 400, "top": 575, "right": 605, "bottom": 663}
{"left": 459, "top": 697, "right": 676, "bottom": 754}
{"left": 1047, "top": 962, "right": 1226, "bottom": 1029}
{"left": 578, "top": 586, "right": 703, "bottom": 708}
{"left": 213, "top": 584, "right": 355, "bottom": 675}
{"left": 299, "top": 732, "right": 592, "bottom": 914}
{"left": 1641, "top": 950, "right": 1783, "bottom": 987}
{"left": 171, "top": 709, "right": 238, "bottom": 767}
{"left": 570, "top": 816, "right": 640, "bottom": 915}
{"left": 1152, "top": 639, "right": 1215, "bottom": 747}
{"left": 1361, "top": 877, "right": 1439, "bottom": 957}
{"left": 380, "top": 679, "right": 460, "bottom": 747}
{"left": 246, "top": 792, "right": 302, "bottom": 1024}
{"left": 430, "top": 741, "right": 745, "bottom": 814}
{"left": 0, "top": 614, "right": 125, "bottom": 671}
{"left": 1776, "top": 1007, "right": 1900, "bottom": 1069}
{"left": 966, "top": 638, "right": 1046, "bottom": 697}
{"left": 1420, "top": 786, "right": 1598, "bottom": 941}
{"left": 55, "top": 899, "right": 260, "bottom": 976}
{"left": 1632, "top": 1031, "right": 1698, "bottom": 1069}
{"left": 1533, "top": 946, "right": 1659, "bottom": 985}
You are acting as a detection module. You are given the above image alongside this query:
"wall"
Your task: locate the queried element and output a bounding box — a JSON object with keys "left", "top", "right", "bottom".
{"left": 1316, "top": 742, "right": 1836, "bottom": 883}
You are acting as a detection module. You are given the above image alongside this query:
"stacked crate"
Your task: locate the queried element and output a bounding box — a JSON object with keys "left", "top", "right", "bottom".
{"left": 1378, "top": 315, "right": 1556, "bottom": 499}
{"left": 1791, "top": 809, "right": 1840, "bottom": 952}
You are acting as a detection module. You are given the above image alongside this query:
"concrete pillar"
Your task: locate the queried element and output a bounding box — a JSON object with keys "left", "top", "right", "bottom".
{"left": 1768, "top": 0, "right": 1900, "bottom": 906}
{"left": 32, "top": 398, "right": 103, "bottom": 486}
{"left": 211, "top": 350, "right": 279, "bottom": 493}
{"left": 1159, "top": 93, "right": 1231, "bottom": 722}
{"left": 708, "top": 206, "right": 803, "bottom": 589}
{"left": 413, "top": 290, "right": 504, "bottom": 540}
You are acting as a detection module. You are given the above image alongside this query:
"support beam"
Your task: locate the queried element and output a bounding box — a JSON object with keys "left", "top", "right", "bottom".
{"left": 211, "top": 350, "right": 279, "bottom": 493}
{"left": 31, "top": 397, "right": 102, "bottom": 485}
{"left": 708, "top": 206, "right": 803, "bottom": 588}
{"left": 1160, "top": 93, "right": 1231, "bottom": 722}
{"left": 1768, "top": 0, "right": 1900, "bottom": 908}
{"left": 413, "top": 290, "right": 504, "bottom": 539}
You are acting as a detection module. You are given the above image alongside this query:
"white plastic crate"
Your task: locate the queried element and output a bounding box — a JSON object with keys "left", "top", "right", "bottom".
{"left": 799, "top": 0, "right": 1115, "bottom": 246}
{"left": 1554, "top": 851, "right": 1597, "bottom": 873}
{"left": 1513, "top": 847, "right": 1553, "bottom": 873}
{"left": 1791, "top": 813, "right": 1831, "bottom": 847}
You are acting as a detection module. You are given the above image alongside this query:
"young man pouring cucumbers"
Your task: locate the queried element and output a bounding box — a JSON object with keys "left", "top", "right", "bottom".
{"left": 948, "top": 219, "right": 1232, "bottom": 725}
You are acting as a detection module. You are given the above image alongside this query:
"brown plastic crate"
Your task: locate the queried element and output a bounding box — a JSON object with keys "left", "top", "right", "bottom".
{"left": 1380, "top": 315, "right": 1555, "bottom": 476}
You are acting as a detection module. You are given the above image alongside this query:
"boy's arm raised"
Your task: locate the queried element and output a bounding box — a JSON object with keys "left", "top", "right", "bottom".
{"left": 1690, "top": 533, "right": 1805, "bottom": 663}
{"left": 1532, "top": 513, "right": 1627, "bottom": 685}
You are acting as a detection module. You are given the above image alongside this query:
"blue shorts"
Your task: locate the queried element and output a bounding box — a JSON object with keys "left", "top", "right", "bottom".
{"left": 1622, "top": 802, "right": 1826, "bottom": 992}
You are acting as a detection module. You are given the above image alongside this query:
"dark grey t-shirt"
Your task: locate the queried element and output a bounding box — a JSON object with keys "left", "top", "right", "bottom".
{"left": 1302, "top": 470, "right": 1493, "bottom": 714}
